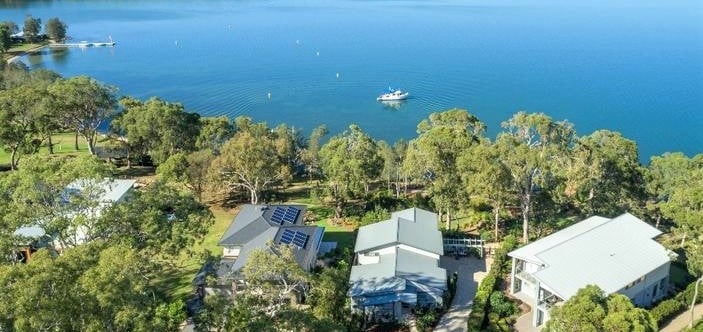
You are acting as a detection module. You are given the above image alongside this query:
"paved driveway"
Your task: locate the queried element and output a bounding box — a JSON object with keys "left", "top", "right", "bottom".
{"left": 434, "top": 256, "right": 491, "bottom": 332}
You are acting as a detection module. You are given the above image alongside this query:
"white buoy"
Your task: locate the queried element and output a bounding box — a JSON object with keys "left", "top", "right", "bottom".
{"left": 296, "top": 39, "right": 300, "bottom": 45}
{"left": 336, "top": 72, "right": 340, "bottom": 78}
{"left": 267, "top": 92, "right": 271, "bottom": 99}
{"left": 174, "top": 40, "right": 179, "bottom": 46}
{"left": 316, "top": 51, "right": 320, "bottom": 56}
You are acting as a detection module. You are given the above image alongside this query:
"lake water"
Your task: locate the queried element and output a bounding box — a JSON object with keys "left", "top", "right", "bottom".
{"left": 4, "top": 0, "right": 702, "bottom": 160}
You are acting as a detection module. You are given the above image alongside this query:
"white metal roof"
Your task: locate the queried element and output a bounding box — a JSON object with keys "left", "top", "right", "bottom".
{"left": 354, "top": 207, "right": 443, "bottom": 255}
{"left": 510, "top": 213, "right": 670, "bottom": 300}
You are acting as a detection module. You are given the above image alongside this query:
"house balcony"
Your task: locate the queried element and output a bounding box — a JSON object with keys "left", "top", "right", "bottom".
{"left": 537, "top": 293, "right": 563, "bottom": 311}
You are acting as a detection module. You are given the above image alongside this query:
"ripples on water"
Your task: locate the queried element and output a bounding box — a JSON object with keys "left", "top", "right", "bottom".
{"left": 5, "top": 0, "right": 703, "bottom": 159}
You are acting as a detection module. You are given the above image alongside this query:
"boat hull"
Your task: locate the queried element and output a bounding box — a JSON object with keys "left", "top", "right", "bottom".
{"left": 377, "top": 93, "right": 409, "bottom": 101}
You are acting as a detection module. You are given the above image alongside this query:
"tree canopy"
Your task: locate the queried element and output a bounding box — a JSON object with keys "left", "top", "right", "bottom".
{"left": 545, "top": 285, "right": 657, "bottom": 332}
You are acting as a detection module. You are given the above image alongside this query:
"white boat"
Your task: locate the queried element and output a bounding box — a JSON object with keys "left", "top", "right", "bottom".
{"left": 377, "top": 87, "right": 409, "bottom": 101}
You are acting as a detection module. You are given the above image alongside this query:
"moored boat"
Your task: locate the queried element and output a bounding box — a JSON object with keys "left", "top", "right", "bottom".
{"left": 377, "top": 87, "right": 409, "bottom": 101}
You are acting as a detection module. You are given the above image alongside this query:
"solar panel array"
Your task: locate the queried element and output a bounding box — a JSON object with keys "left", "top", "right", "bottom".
{"left": 270, "top": 206, "right": 301, "bottom": 225}
{"left": 292, "top": 232, "right": 308, "bottom": 248}
{"left": 279, "top": 229, "right": 309, "bottom": 248}
{"left": 280, "top": 229, "right": 296, "bottom": 244}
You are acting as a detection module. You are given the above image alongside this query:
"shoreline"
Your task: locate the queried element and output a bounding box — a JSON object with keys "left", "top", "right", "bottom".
{"left": 5, "top": 44, "right": 47, "bottom": 64}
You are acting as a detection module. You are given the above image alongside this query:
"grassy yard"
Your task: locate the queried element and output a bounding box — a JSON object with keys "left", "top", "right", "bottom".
{"left": 3, "top": 43, "right": 45, "bottom": 62}
{"left": 156, "top": 205, "right": 238, "bottom": 301}
{"left": 0, "top": 132, "right": 94, "bottom": 167}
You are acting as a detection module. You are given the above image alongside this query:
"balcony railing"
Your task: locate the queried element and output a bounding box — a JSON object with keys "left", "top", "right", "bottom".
{"left": 538, "top": 294, "right": 562, "bottom": 310}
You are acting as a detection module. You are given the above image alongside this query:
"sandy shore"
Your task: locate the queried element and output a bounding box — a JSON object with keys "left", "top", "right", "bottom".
{"left": 5, "top": 44, "right": 46, "bottom": 64}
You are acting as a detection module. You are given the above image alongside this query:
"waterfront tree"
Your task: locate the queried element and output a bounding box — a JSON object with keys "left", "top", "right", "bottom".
{"left": 301, "top": 124, "right": 328, "bottom": 183}
{"left": 564, "top": 130, "right": 645, "bottom": 216}
{"left": 458, "top": 141, "right": 515, "bottom": 240}
{"left": 0, "top": 24, "right": 11, "bottom": 54}
{"left": 319, "top": 124, "right": 382, "bottom": 219}
{"left": 210, "top": 123, "right": 289, "bottom": 204}
{"left": 45, "top": 17, "right": 68, "bottom": 42}
{"left": 111, "top": 97, "right": 200, "bottom": 164}
{"left": 196, "top": 116, "right": 235, "bottom": 153}
{"left": 497, "top": 112, "right": 574, "bottom": 243}
{"left": 22, "top": 15, "right": 41, "bottom": 43}
{"left": 48, "top": 76, "right": 118, "bottom": 155}
{"left": 404, "top": 109, "right": 485, "bottom": 228}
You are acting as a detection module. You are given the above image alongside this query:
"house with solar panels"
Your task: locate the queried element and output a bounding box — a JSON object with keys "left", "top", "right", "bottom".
{"left": 508, "top": 213, "right": 672, "bottom": 327}
{"left": 348, "top": 207, "right": 447, "bottom": 321}
{"left": 215, "top": 204, "right": 324, "bottom": 290}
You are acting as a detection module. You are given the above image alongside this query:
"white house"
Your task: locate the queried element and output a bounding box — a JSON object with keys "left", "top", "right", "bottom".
{"left": 508, "top": 213, "right": 672, "bottom": 327}
{"left": 349, "top": 207, "right": 447, "bottom": 322}
{"left": 13, "top": 178, "right": 136, "bottom": 260}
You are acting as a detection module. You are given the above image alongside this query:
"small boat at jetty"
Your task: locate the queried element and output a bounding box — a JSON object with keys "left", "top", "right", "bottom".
{"left": 377, "top": 87, "right": 409, "bottom": 101}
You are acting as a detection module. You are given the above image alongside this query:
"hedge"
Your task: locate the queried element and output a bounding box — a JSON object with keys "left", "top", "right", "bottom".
{"left": 467, "top": 236, "right": 518, "bottom": 331}
{"left": 650, "top": 278, "right": 703, "bottom": 326}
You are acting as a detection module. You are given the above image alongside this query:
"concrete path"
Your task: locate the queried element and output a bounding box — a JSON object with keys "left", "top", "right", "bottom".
{"left": 660, "top": 303, "right": 703, "bottom": 332}
{"left": 434, "top": 256, "right": 491, "bottom": 332}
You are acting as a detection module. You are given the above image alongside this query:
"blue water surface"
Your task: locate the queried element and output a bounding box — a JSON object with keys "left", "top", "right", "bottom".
{"left": 3, "top": 0, "right": 702, "bottom": 160}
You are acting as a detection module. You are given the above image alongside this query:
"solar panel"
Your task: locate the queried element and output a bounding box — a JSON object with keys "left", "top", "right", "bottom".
{"left": 283, "top": 207, "right": 300, "bottom": 224}
{"left": 292, "top": 231, "right": 308, "bottom": 248}
{"left": 270, "top": 207, "right": 286, "bottom": 224}
{"left": 280, "top": 229, "right": 295, "bottom": 244}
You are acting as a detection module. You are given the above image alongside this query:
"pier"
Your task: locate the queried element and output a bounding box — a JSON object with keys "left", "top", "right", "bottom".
{"left": 49, "top": 41, "right": 116, "bottom": 48}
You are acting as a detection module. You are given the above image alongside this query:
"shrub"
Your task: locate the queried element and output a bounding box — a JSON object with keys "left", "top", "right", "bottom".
{"left": 467, "top": 237, "right": 518, "bottom": 331}
{"left": 650, "top": 298, "right": 684, "bottom": 324}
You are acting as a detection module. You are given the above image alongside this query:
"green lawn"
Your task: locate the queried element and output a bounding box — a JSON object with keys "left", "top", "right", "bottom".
{"left": 0, "top": 132, "right": 94, "bottom": 167}
{"left": 156, "top": 205, "right": 237, "bottom": 301}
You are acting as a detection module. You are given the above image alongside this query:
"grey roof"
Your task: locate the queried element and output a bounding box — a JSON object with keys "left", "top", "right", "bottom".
{"left": 509, "top": 213, "right": 670, "bottom": 300}
{"left": 218, "top": 204, "right": 323, "bottom": 277}
{"left": 218, "top": 204, "right": 307, "bottom": 246}
{"left": 354, "top": 207, "right": 443, "bottom": 255}
{"left": 349, "top": 247, "right": 447, "bottom": 297}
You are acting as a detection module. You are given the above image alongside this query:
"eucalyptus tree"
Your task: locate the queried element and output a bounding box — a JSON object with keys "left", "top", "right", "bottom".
{"left": 644, "top": 152, "right": 699, "bottom": 228}
{"left": 0, "top": 24, "right": 10, "bottom": 53}
{"left": 0, "top": 84, "right": 43, "bottom": 169}
{"left": 111, "top": 96, "right": 200, "bottom": 165}
{"left": 301, "top": 124, "right": 328, "bottom": 183}
{"left": 319, "top": 124, "right": 382, "bottom": 219}
{"left": 497, "top": 112, "right": 575, "bottom": 243}
{"left": 403, "top": 109, "right": 485, "bottom": 227}
{"left": 209, "top": 120, "right": 290, "bottom": 204}
{"left": 457, "top": 141, "right": 515, "bottom": 240}
{"left": 196, "top": 116, "right": 235, "bottom": 153}
{"left": 48, "top": 76, "right": 118, "bottom": 155}
{"left": 97, "top": 181, "right": 213, "bottom": 257}
{"left": 22, "top": 15, "right": 41, "bottom": 43}
{"left": 157, "top": 149, "right": 215, "bottom": 202}
{"left": 44, "top": 17, "right": 67, "bottom": 42}
{"left": 564, "top": 130, "right": 645, "bottom": 216}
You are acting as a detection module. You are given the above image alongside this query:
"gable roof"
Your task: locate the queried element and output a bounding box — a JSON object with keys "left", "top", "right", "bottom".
{"left": 218, "top": 204, "right": 323, "bottom": 276}
{"left": 218, "top": 204, "right": 307, "bottom": 246}
{"left": 348, "top": 247, "right": 447, "bottom": 297}
{"left": 509, "top": 213, "right": 670, "bottom": 300}
{"left": 354, "top": 207, "right": 443, "bottom": 255}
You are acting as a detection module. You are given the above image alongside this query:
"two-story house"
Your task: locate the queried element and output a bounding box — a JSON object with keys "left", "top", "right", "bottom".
{"left": 508, "top": 213, "right": 672, "bottom": 327}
